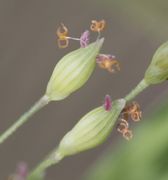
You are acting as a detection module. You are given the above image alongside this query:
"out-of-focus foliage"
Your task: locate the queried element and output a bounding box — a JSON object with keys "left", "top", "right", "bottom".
{"left": 103, "top": 0, "right": 168, "bottom": 40}
{"left": 84, "top": 100, "right": 168, "bottom": 180}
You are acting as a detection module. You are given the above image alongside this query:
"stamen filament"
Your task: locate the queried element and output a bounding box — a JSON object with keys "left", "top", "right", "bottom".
{"left": 66, "top": 37, "right": 80, "bottom": 41}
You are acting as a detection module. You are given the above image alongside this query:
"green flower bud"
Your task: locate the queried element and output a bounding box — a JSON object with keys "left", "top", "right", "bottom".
{"left": 46, "top": 38, "right": 104, "bottom": 101}
{"left": 56, "top": 98, "right": 125, "bottom": 156}
{"left": 144, "top": 41, "right": 168, "bottom": 84}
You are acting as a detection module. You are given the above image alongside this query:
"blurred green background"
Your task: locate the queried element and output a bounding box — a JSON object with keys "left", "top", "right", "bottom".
{"left": 0, "top": 0, "right": 168, "bottom": 179}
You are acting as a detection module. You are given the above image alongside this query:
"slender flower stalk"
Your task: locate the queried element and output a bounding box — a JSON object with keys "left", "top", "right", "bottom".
{"left": 0, "top": 95, "right": 49, "bottom": 145}
{"left": 28, "top": 151, "right": 63, "bottom": 180}
{"left": 124, "top": 79, "right": 149, "bottom": 102}
{"left": 124, "top": 41, "right": 168, "bottom": 102}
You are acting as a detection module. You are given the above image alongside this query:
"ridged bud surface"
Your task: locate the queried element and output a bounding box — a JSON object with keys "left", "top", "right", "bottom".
{"left": 46, "top": 38, "right": 104, "bottom": 101}
{"left": 57, "top": 99, "right": 125, "bottom": 156}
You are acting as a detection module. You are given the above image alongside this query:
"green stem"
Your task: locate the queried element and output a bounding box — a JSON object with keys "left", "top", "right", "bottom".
{"left": 28, "top": 150, "right": 64, "bottom": 180}
{"left": 124, "top": 79, "right": 149, "bottom": 102}
{"left": 0, "top": 95, "right": 50, "bottom": 145}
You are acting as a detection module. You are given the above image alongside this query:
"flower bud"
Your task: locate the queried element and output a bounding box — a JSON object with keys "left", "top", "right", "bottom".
{"left": 56, "top": 99, "right": 125, "bottom": 156}
{"left": 46, "top": 38, "right": 104, "bottom": 101}
{"left": 144, "top": 41, "right": 168, "bottom": 84}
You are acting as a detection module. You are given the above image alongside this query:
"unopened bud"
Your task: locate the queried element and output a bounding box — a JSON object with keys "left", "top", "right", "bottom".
{"left": 56, "top": 98, "right": 125, "bottom": 156}
{"left": 145, "top": 41, "right": 168, "bottom": 84}
{"left": 46, "top": 38, "right": 104, "bottom": 101}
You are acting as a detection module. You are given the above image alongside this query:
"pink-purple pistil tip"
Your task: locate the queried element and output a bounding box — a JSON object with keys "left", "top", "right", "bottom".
{"left": 80, "top": 30, "right": 90, "bottom": 48}
{"left": 16, "top": 162, "right": 28, "bottom": 179}
{"left": 104, "top": 95, "right": 112, "bottom": 111}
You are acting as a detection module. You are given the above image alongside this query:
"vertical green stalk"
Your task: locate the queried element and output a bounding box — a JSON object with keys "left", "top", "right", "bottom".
{"left": 124, "top": 79, "right": 149, "bottom": 102}
{"left": 0, "top": 95, "right": 49, "bottom": 144}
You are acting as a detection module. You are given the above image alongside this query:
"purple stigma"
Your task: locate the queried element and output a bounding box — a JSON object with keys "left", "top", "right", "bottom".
{"left": 80, "top": 30, "right": 90, "bottom": 48}
{"left": 104, "top": 95, "right": 112, "bottom": 111}
{"left": 16, "top": 162, "right": 28, "bottom": 179}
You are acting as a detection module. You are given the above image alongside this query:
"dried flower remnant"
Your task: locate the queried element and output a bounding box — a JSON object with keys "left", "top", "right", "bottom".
{"left": 96, "top": 54, "right": 120, "bottom": 73}
{"left": 104, "top": 94, "right": 112, "bottom": 111}
{"left": 56, "top": 23, "right": 90, "bottom": 48}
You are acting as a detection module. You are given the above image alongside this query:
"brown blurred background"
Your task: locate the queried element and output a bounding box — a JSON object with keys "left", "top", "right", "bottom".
{"left": 0, "top": 0, "right": 168, "bottom": 179}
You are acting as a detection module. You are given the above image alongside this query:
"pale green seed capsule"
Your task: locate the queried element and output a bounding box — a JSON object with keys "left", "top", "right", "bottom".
{"left": 144, "top": 41, "right": 168, "bottom": 84}
{"left": 46, "top": 38, "right": 104, "bottom": 101}
{"left": 56, "top": 99, "right": 125, "bottom": 156}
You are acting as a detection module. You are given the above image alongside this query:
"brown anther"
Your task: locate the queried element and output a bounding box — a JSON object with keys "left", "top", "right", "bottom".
{"left": 98, "top": 58, "right": 120, "bottom": 73}
{"left": 129, "top": 102, "right": 140, "bottom": 113}
{"left": 121, "top": 111, "right": 129, "bottom": 121}
{"left": 56, "top": 23, "right": 69, "bottom": 48}
{"left": 122, "top": 101, "right": 142, "bottom": 122}
{"left": 90, "top": 20, "right": 106, "bottom": 32}
{"left": 56, "top": 23, "right": 68, "bottom": 39}
{"left": 131, "top": 110, "right": 142, "bottom": 122}
{"left": 57, "top": 39, "right": 69, "bottom": 48}
{"left": 122, "top": 129, "right": 133, "bottom": 141}
{"left": 117, "top": 119, "right": 129, "bottom": 133}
